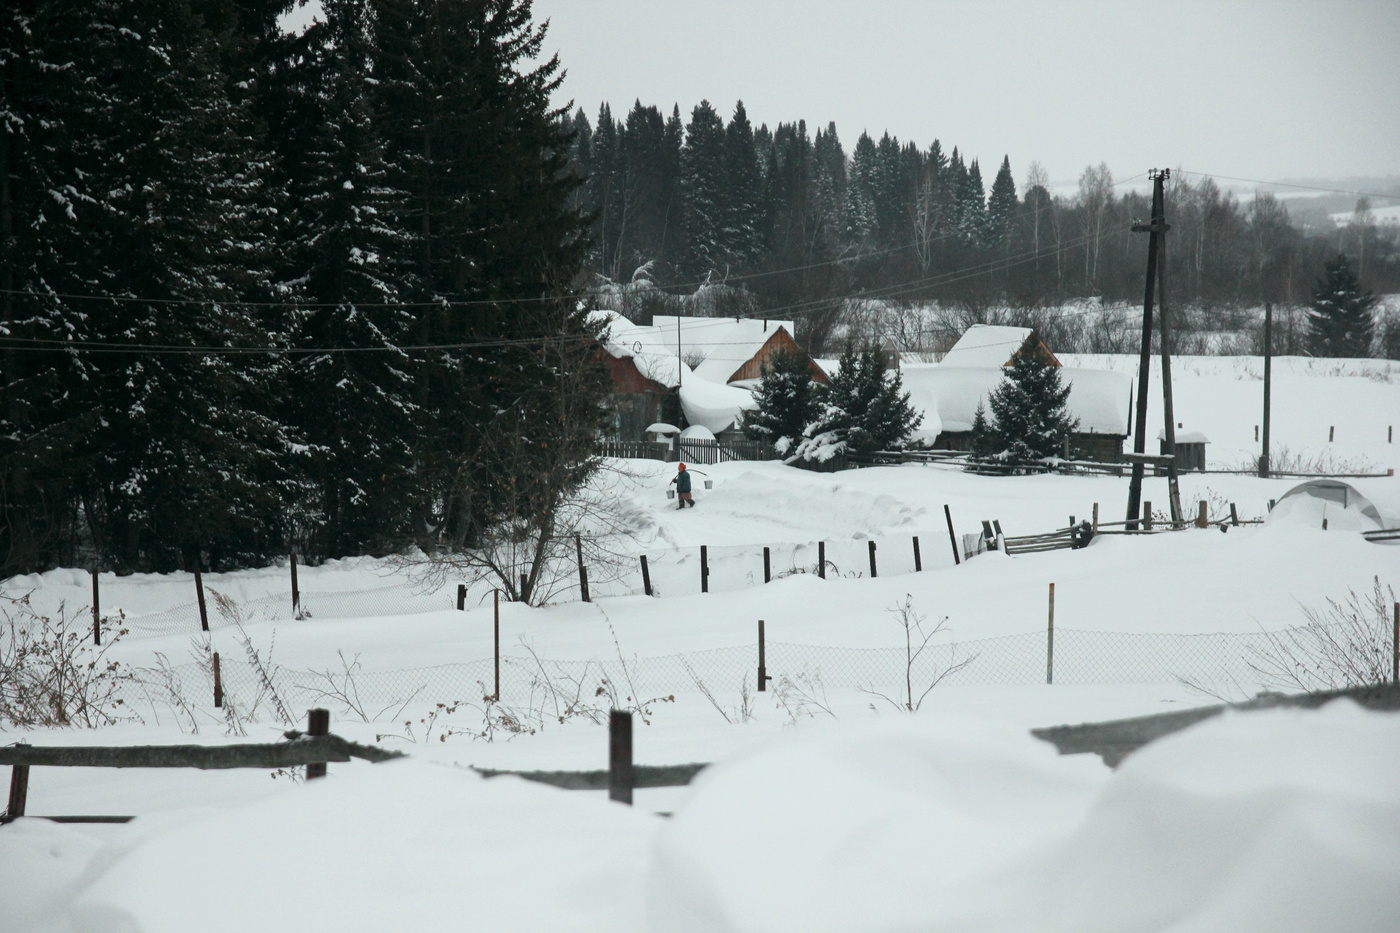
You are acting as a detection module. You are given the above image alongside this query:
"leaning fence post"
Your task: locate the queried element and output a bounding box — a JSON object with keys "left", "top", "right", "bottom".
{"left": 700, "top": 545, "right": 709, "bottom": 593}
{"left": 1229, "top": 503, "right": 1239, "bottom": 526}
{"left": 456, "top": 584, "right": 466, "bottom": 611}
{"left": 212, "top": 652, "right": 224, "bottom": 708}
{"left": 944, "top": 505, "right": 960, "bottom": 565}
{"left": 494, "top": 589, "right": 501, "bottom": 702}
{"left": 757, "top": 619, "right": 771, "bottom": 691}
{"left": 867, "top": 540, "right": 877, "bottom": 578}
{"left": 1047, "top": 583, "right": 1055, "bottom": 685}
{"left": 305, "top": 708, "right": 330, "bottom": 780}
{"left": 195, "top": 568, "right": 209, "bottom": 632}
{"left": 575, "top": 534, "right": 590, "bottom": 602}
{"left": 912, "top": 536, "right": 922, "bottom": 572}
{"left": 609, "top": 710, "right": 633, "bottom": 805}
{"left": 639, "top": 555, "right": 652, "bottom": 597}
{"left": 289, "top": 552, "right": 301, "bottom": 617}
{"left": 817, "top": 541, "right": 825, "bottom": 579}
{"left": 6, "top": 758, "right": 28, "bottom": 819}
{"left": 763, "top": 546, "right": 771, "bottom": 584}
{"left": 91, "top": 567, "right": 101, "bottom": 646}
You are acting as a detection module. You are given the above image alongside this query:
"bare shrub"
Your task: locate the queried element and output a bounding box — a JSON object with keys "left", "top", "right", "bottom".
{"left": 862, "top": 595, "right": 976, "bottom": 712}
{"left": 1248, "top": 578, "right": 1397, "bottom": 691}
{"left": 773, "top": 667, "right": 836, "bottom": 724}
{"left": 0, "top": 595, "right": 135, "bottom": 727}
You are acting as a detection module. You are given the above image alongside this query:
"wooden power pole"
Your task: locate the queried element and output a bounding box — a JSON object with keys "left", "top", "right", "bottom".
{"left": 1260, "top": 303, "right": 1272, "bottom": 478}
{"left": 1125, "top": 169, "right": 1167, "bottom": 529}
{"left": 1154, "top": 172, "right": 1184, "bottom": 525}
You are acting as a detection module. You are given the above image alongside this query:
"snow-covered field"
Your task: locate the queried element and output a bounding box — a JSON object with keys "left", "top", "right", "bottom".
{"left": 2, "top": 355, "right": 1398, "bottom": 932}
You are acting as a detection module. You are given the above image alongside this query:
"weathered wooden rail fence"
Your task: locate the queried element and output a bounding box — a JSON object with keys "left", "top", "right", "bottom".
{"left": 2, "top": 709, "right": 403, "bottom": 824}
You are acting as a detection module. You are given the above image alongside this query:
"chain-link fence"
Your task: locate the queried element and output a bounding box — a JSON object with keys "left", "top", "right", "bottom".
{"left": 120, "top": 628, "right": 1276, "bottom": 726}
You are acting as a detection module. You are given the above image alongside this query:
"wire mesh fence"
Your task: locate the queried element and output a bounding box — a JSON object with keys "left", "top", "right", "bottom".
{"left": 121, "top": 628, "right": 1278, "bottom": 725}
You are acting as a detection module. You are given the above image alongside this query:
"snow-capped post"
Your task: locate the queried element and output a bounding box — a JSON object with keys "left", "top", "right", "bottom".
{"left": 91, "top": 567, "right": 100, "bottom": 646}
{"left": 575, "top": 534, "right": 590, "bottom": 602}
{"left": 456, "top": 584, "right": 466, "bottom": 611}
{"left": 867, "top": 540, "right": 878, "bottom": 578}
{"left": 493, "top": 589, "right": 501, "bottom": 702}
{"left": 763, "top": 547, "right": 771, "bottom": 584}
{"left": 609, "top": 710, "right": 633, "bottom": 805}
{"left": 305, "top": 709, "right": 330, "bottom": 780}
{"left": 289, "top": 552, "right": 300, "bottom": 617}
{"left": 639, "top": 555, "right": 653, "bottom": 596}
{"left": 912, "top": 536, "right": 922, "bottom": 572}
{"left": 1046, "top": 583, "right": 1055, "bottom": 685}
{"left": 212, "top": 652, "right": 223, "bottom": 708}
{"left": 757, "top": 620, "right": 772, "bottom": 691}
{"left": 700, "top": 546, "right": 709, "bottom": 593}
{"left": 943, "top": 505, "right": 960, "bottom": 565}
{"left": 195, "top": 568, "right": 209, "bottom": 632}
{"left": 818, "top": 541, "right": 826, "bottom": 579}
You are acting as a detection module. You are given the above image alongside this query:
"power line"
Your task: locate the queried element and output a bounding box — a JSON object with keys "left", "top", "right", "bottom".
{"left": 1176, "top": 169, "right": 1400, "bottom": 203}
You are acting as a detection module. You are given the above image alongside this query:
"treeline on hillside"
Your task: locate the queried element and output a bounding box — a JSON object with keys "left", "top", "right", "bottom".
{"left": 0, "top": 0, "right": 605, "bottom": 576}
{"left": 570, "top": 101, "right": 1400, "bottom": 353}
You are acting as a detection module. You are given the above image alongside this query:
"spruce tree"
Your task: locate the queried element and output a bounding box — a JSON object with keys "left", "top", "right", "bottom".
{"left": 1307, "top": 253, "right": 1376, "bottom": 357}
{"left": 958, "top": 158, "right": 988, "bottom": 245}
{"left": 983, "top": 335, "right": 1078, "bottom": 467}
{"left": 744, "top": 348, "right": 820, "bottom": 456}
{"left": 986, "top": 155, "right": 1018, "bottom": 247}
{"left": 680, "top": 100, "right": 727, "bottom": 278}
{"left": 796, "top": 345, "right": 921, "bottom": 463}
{"left": 722, "top": 101, "right": 763, "bottom": 267}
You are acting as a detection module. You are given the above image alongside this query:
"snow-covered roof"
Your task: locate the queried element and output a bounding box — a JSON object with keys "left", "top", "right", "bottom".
{"left": 939, "top": 325, "right": 1036, "bottom": 367}
{"left": 900, "top": 364, "right": 1132, "bottom": 435}
{"left": 678, "top": 376, "right": 758, "bottom": 434}
{"left": 653, "top": 316, "right": 798, "bottom": 384}
{"left": 590, "top": 310, "right": 688, "bottom": 388}
{"left": 1157, "top": 429, "right": 1210, "bottom": 444}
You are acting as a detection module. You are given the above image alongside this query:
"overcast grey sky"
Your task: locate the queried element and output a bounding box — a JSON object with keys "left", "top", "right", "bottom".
{"left": 530, "top": 0, "right": 1400, "bottom": 190}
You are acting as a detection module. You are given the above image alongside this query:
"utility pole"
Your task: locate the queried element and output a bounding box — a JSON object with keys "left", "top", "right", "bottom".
{"left": 1260, "top": 303, "right": 1272, "bottom": 478}
{"left": 1125, "top": 169, "right": 1167, "bottom": 529}
{"left": 1154, "top": 171, "right": 1184, "bottom": 525}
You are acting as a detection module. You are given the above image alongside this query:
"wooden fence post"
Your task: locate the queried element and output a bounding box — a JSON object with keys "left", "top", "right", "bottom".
{"left": 1229, "top": 503, "right": 1239, "bottom": 526}
{"left": 1143, "top": 501, "right": 1153, "bottom": 531}
{"left": 494, "top": 589, "right": 501, "bottom": 702}
{"left": 212, "top": 652, "right": 223, "bottom": 708}
{"left": 763, "top": 546, "right": 771, "bottom": 584}
{"left": 575, "top": 534, "right": 590, "bottom": 602}
{"left": 1196, "top": 500, "right": 1208, "bottom": 528}
{"left": 6, "top": 761, "right": 28, "bottom": 818}
{"left": 1092, "top": 502, "right": 1099, "bottom": 532}
{"left": 817, "top": 541, "right": 825, "bottom": 579}
{"left": 305, "top": 708, "right": 329, "bottom": 780}
{"left": 944, "top": 505, "right": 960, "bottom": 565}
{"left": 867, "top": 540, "right": 878, "bottom": 578}
{"left": 289, "top": 552, "right": 301, "bottom": 617}
{"left": 609, "top": 710, "right": 633, "bottom": 805}
{"left": 456, "top": 584, "right": 466, "bottom": 611}
{"left": 757, "top": 619, "right": 771, "bottom": 691}
{"left": 91, "top": 567, "right": 101, "bottom": 646}
{"left": 1047, "top": 583, "right": 1055, "bottom": 685}
{"left": 520, "top": 574, "right": 528, "bottom": 603}
{"left": 1329, "top": 425, "right": 1334, "bottom": 442}
{"left": 639, "top": 555, "right": 652, "bottom": 597}
{"left": 195, "top": 568, "right": 209, "bottom": 632}
{"left": 700, "top": 545, "right": 708, "bottom": 593}
{"left": 912, "top": 536, "right": 922, "bottom": 572}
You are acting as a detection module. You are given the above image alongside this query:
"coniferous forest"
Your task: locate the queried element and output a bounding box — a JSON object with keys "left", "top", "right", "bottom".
{"left": 1, "top": 0, "right": 603, "bottom": 575}
{"left": 2, "top": 1, "right": 1397, "bottom": 576}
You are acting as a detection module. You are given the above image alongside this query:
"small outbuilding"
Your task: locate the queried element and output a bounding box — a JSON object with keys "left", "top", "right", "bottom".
{"left": 1158, "top": 429, "right": 1209, "bottom": 472}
